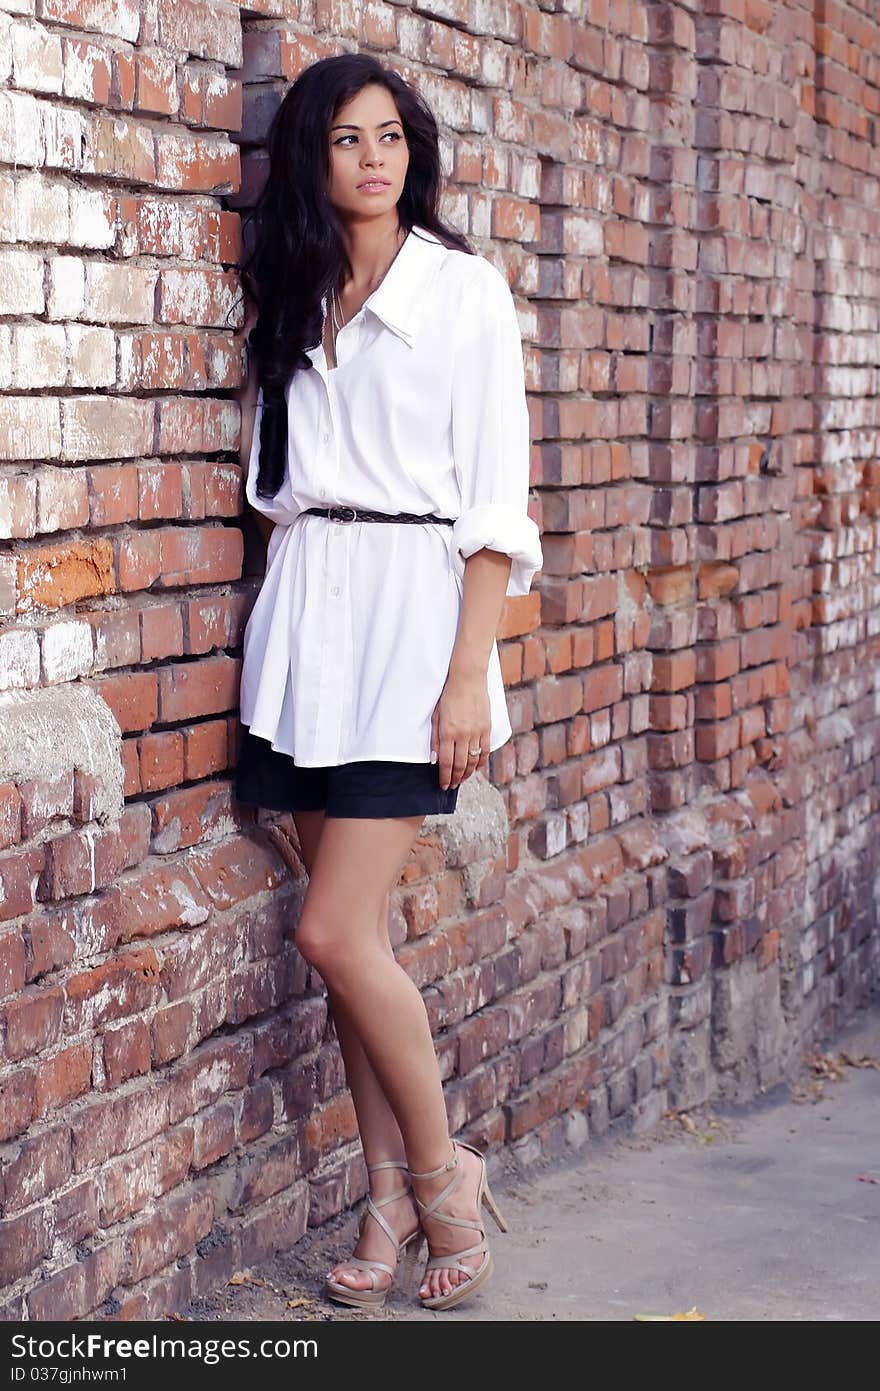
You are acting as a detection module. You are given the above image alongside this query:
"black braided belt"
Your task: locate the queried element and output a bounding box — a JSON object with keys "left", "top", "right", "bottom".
{"left": 302, "top": 505, "right": 455, "bottom": 525}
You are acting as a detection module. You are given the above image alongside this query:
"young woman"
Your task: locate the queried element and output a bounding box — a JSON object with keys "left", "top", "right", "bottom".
{"left": 234, "top": 52, "right": 543, "bottom": 1312}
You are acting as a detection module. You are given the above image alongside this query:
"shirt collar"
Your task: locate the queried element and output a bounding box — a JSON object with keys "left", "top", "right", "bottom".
{"left": 315, "top": 224, "right": 448, "bottom": 353}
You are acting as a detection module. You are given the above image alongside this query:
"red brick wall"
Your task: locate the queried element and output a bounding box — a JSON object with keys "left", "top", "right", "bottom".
{"left": 1, "top": 0, "right": 879, "bottom": 1318}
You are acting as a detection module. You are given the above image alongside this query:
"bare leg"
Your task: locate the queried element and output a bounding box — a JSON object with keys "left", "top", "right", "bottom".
{"left": 331, "top": 920, "right": 421, "bottom": 1282}
{"left": 295, "top": 813, "right": 454, "bottom": 1164}
{"left": 293, "top": 811, "right": 416, "bottom": 1294}
{"left": 293, "top": 810, "right": 485, "bottom": 1300}
{"left": 330, "top": 897, "right": 408, "bottom": 1158}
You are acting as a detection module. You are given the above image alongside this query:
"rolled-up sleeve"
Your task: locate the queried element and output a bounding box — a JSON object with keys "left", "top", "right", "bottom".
{"left": 450, "top": 260, "right": 543, "bottom": 598}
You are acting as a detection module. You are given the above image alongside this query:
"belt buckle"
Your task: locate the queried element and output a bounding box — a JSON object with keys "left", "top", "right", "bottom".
{"left": 327, "top": 504, "right": 357, "bottom": 523}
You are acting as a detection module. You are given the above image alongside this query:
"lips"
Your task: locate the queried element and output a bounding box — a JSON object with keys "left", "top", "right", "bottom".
{"left": 358, "top": 178, "right": 390, "bottom": 188}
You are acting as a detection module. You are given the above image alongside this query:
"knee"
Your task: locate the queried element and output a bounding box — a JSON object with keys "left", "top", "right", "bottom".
{"left": 294, "top": 914, "right": 329, "bottom": 970}
{"left": 295, "top": 913, "right": 349, "bottom": 977}
{"left": 297, "top": 893, "right": 393, "bottom": 973}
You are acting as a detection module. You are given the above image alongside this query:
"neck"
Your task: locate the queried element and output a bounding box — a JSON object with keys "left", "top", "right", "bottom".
{"left": 337, "top": 215, "right": 405, "bottom": 295}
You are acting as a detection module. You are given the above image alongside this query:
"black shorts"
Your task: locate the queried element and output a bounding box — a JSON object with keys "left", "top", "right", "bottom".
{"left": 234, "top": 726, "right": 460, "bottom": 819}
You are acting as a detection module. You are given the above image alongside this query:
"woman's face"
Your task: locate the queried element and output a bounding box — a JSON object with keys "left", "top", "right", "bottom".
{"left": 327, "top": 83, "right": 409, "bottom": 221}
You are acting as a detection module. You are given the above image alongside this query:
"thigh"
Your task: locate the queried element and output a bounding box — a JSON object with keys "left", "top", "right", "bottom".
{"left": 293, "top": 810, "right": 397, "bottom": 953}
{"left": 292, "top": 809, "right": 326, "bottom": 877}
{"left": 299, "top": 815, "right": 424, "bottom": 950}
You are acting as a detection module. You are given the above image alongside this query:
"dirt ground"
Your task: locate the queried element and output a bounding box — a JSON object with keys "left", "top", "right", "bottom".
{"left": 179, "top": 1002, "right": 880, "bottom": 1323}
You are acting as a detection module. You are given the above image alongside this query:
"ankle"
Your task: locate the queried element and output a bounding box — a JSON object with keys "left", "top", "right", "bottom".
{"left": 409, "top": 1141, "right": 457, "bottom": 1183}
{"left": 365, "top": 1157, "right": 410, "bottom": 1198}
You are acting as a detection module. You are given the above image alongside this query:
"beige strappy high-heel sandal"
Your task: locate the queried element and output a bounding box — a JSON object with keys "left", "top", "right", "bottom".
{"left": 409, "top": 1138, "right": 508, "bottom": 1312}
{"left": 323, "top": 1158, "right": 426, "bottom": 1311}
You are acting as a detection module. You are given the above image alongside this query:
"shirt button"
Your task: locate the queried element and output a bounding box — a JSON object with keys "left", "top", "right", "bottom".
{"left": 322, "top": 432, "right": 330, "bottom": 444}
{"left": 330, "top": 586, "right": 341, "bottom": 596}
{"left": 319, "top": 487, "right": 327, "bottom": 498}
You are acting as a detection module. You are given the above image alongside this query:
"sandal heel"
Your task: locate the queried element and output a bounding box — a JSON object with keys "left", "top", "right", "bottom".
{"left": 399, "top": 1230, "right": 425, "bottom": 1291}
{"left": 481, "top": 1181, "right": 508, "bottom": 1233}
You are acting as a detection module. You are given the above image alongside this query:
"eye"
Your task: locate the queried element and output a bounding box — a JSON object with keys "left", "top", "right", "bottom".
{"left": 334, "top": 131, "right": 403, "bottom": 146}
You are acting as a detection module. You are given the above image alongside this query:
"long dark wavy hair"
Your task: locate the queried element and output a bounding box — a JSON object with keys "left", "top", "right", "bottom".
{"left": 239, "top": 53, "right": 474, "bottom": 500}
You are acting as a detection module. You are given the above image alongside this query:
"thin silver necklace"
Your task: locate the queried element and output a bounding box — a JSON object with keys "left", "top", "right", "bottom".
{"left": 329, "top": 226, "right": 405, "bottom": 362}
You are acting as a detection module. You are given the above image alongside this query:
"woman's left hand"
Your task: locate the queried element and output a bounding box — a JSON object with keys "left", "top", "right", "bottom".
{"left": 430, "top": 669, "right": 491, "bottom": 790}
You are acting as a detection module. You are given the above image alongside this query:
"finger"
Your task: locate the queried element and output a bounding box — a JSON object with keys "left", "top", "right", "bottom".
{"left": 442, "top": 734, "right": 464, "bottom": 790}
{"left": 439, "top": 734, "right": 456, "bottom": 790}
{"left": 472, "top": 728, "right": 486, "bottom": 773}
{"left": 449, "top": 737, "right": 469, "bottom": 788}
{"left": 462, "top": 737, "right": 482, "bottom": 781}
{"left": 429, "top": 707, "right": 438, "bottom": 764}
{"left": 478, "top": 730, "right": 490, "bottom": 772}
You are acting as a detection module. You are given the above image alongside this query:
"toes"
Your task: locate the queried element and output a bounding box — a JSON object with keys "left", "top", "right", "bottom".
{"left": 330, "top": 1267, "right": 370, "bottom": 1291}
{"left": 419, "top": 1266, "right": 477, "bottom": 1299}
{"left": 420, "top": 1266, "right": 479, "bottom": 1299}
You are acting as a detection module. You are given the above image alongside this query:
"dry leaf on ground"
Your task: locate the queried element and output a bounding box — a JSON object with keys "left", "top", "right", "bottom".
{"left": 807, "top": 1051, "right": 848, "bottom": 1081}
{"left": 227, "top": 1270, "right": 279, "bottom": 1291}
{"left": 840, "top": 1052, "right": 880, "bottom": 1072}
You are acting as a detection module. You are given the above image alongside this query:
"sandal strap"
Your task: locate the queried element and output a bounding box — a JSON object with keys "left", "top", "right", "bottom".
{"left": 409, "top": 1146, "right": 458, "bottom": 1181}
{"left": 411, "top": 1163, "right": 462, "bottom": 1222}
{"left": 330, "top": 1198, "right": 417, "bottom": 1290}
{"left": 410, "top": 1138, "right": 493, "bottom": 1283}
{"left": 423, "top": 1238, "right": 487, "bottom": 1274}
{"left": 360, "top": 1159, "right": 413, "bottom": 1249}
{"left": 333, "top": 1255, "right": 395, "bottom": 1287}
{"left": 417, "top": 1207, "right": 483, "bottom": 1232}
{"left": 371, "top": 1184, "right": 411, "bottom": 1209}
{"left": 364, "top": 1193, "right": 410, "bottom": 1250}
{"left": 366, "top": 1159, "right": 409, "bottom": 1174}
{"left": 328, "top": 1166, "right": 420, "bottom": 1295}
{"left": 410, "top": 1139, "right": 464, "bottom": 1222}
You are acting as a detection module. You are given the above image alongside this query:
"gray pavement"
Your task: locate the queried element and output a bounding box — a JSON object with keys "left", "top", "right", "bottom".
{"left": 184, "top": 1002, "right": 880, "bottom": 1322}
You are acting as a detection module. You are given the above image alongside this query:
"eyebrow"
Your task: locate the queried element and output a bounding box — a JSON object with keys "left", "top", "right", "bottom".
{"left": 330, "top": 119, "right": 403, "bottom": 132}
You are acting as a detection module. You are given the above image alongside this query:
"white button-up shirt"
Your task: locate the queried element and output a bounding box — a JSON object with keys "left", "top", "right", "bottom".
{"left": 239, "top": 223, "right": 543, "bottom": 767}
